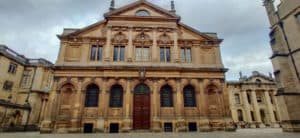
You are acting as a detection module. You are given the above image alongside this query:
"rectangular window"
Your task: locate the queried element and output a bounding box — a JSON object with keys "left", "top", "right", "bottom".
{"left": 113, "top": 46, "right": 125, "bottom": 62}
{"left": 135, "top": 47, "right": 149, "bottom": 62}
{"left": 181, "top": 48, "right": 192, "bottom": 63}
{"left": 235, "top": 94, "right": 241, "bottom": 104}
{"left": 257, "top": 95, "right": 262, "bottom": 103}
{"left": 297, "top": 14, "right": 300, "bottom": 23}
{"left": 21, "top": 70, "right": 31, "bottom": 87}
{"left": 164, "top": 123, "right": 173, "bottom": 132}
{"left": 247, "top": 93, "right": 251, "bottom": 104}
{"left": 90, "top": 45, "right": 102, "bottom": 61}
{"left": 160, "top": 47, "right": 171, "bottom": 62}
{"left": 8, "top": 63, "right": 17, "bottom": 74}
{"left": 3, "top": 81, "right": 13, "bottom": 91}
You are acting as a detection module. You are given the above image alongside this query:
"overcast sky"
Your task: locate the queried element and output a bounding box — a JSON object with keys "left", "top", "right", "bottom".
{"left": 0, "top": 0, "right": 281, "bottom": 80}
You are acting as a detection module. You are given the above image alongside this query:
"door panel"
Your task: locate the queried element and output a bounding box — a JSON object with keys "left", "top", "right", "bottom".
{"left": 133, "top": 94, "right": 150, "bottom": 129}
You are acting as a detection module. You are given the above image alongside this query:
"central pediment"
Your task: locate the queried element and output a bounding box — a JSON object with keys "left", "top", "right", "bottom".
{"left": 104, "top": 0, "right": 180, "bottom": 20}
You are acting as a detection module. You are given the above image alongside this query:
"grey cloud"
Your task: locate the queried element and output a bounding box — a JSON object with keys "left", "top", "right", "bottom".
{"left": 0, "top": 0, "right": 279, "bottom": 80}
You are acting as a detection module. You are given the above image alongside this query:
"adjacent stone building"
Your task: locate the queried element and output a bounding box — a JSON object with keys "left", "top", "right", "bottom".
{"left": 40, "top": 0, "right": 235, "bottom": 133}
{"left": 0, "top": 45, "right": 53, "bottom": 131}
{"left": 263, "top": 0, "right": 300, "bottom": 132}
{"left": 228, "top": 71, "right": 281, "bottom": 129}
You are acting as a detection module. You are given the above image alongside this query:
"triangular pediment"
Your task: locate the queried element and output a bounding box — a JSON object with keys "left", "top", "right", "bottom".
{"left": 104, "top": 0, "right": 180, "bottom": 19}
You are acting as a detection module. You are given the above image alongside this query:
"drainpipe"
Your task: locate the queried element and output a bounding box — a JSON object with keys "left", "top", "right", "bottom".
{"left": 24, "top": 67, "right": 37, "bottom": 131}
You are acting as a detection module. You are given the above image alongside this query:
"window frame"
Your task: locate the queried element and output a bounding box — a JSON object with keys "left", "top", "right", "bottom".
{"left": 160, "top": 85, "right": 174, "bottom": 107}
{"left": 3, "top": 80, "right": 13, "bottom": 91}
{"left": 296, "top": 13, "right": 300, "bottom": 23}
{"left": 181, "top": 47, "right": 192, "bottom": 63}
{"left": 8, "top": 63, "right": 17, "bottom": 74}
{"left": 234, "top": 93, "right": 241, "bottom": 104}
{"left": 135, "top": 46, "right": 150, "bottom": 62}
{"left": 21, "top": 69, "right": 31, "bottom": 88}
{"left": 85, "top": 85, "right": 100, "bottom": 107}
{"left": 183, "top": 85, "right": 196, "bottom": 107}
{"left": 109, "top": 85, "right": 124, "bottom": 108}
{"left": 90, "top": 45, "right": 103, "bottom": 61}
{"left": 160, "top": 46, "right": 171, "bottom": 63}
{"left": 113, "top": 45, "right": 125, "bottom": 62}
{"left": 237, "top": 109, "right": 244, "bottom": 122}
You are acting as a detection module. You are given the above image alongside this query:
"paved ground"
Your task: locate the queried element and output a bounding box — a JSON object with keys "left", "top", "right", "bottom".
{"left": 0, "top": 128, "right": 299, "bottom": 138}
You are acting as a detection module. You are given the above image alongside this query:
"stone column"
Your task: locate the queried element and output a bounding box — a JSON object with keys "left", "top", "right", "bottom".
{"left": 198, "top": 79, "right": 210, "bottom": 131}
{"left": 39, "top": 98, "right": 47, "bottom": 124}
{"left": 98, "top": 78, "right": 108, "bottom": 132}
{"left": 104, "top": 26, "right": 112, "bottom": 61}
{"left": 173, "top": 29, "right": 179, "bottom": 62}
{"left": 70, "top": 79, "right": 82, "bottom": 132}
{"left": 251, "top": 91, "right": 264, "bottom": 128}
{"left": 242, "top": 91, "right": 252, "bottom": 126}
{"left": 40, "top": 78, "right": 59, "bottom": 133}
{"left": 152, "top": 28, "right": 158, "bottom": 62}
{"left": 264, "top": 91, "right": 277, "bottom": 127}
{"left": 122, "top": 78, "right": 132, "bottom": 132}
{"left": 175, "top": 79, "right": 186, "bottom": 132}
{"left": 127, "top": 27, "right": 133, "bottom": 62}
{"left": 152, "top": 79, "right": 161, "bottom": 132}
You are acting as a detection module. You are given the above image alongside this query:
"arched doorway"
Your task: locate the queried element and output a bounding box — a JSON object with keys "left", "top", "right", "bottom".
{"left": 133, "top": 83, "right": 150, "bottom": 130}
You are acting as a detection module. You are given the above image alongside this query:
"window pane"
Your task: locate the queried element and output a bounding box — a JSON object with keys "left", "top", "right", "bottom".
{"left": 113, "top": 47, "right": 118, "bottom": 61}
{"left": 161, "top": 86, "right": 173, "bottom": 107}
{"left": 186, "top": 48, "right": 192, "bottom": 63}
{"left": 143, "top": 48, "right": 149, "bottom": 61}
{"left": 120, "top": 46, "right": 125, "bottom": 61}
{"left": 166, "top": 47, "right": 171, "bottom": 62}
{"left": 297, "top": 14, "right": 300, "bottom": 23}
{"left": 110, "top": 85, "right": 123, "bottom": 107}
{"left": 184, "top": 86, "right": 196, "bottom": 107}
{"left": 136, "top": 47, "right": 142, "bottom": 61}
{"left": 85, "top": 85, "right": 99, "bottom": 107}
{"left": 91, "top": 45, "right": 97, "bottom": 61}
{"left": 97, "top": 46, "right": 102, "bottom": 61}
{"left": 181, "top": 48, "right": 185, "bottom": 62}
{"left": 160, "top": 48, "right": 165, "bottom": 62}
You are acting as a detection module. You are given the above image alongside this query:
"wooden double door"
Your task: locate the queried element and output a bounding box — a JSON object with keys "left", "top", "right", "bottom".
{"left": 133, "top": 84, "right": 150, "bottom": 130}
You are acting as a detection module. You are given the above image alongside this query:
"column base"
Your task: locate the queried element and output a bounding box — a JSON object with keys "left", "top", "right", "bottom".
{"left": 282, "top": 121, "right": 300, "bottom": 132}
{"left": 121, "top": 119, "right": 132, "bottom": 133}
{"left": 199, "top": 118, "right": 212, "bottom": 132}
{"left": 151, "top": 119, "right": 162, "bottom": 132}
{"left": 271, "top": 123, "right": 281, "bottom": 128}
{"left": 224, "top": 118, "right": 236, "bottom": 132}
{"left": 40, "top": 120, "right": 53, "bottom": 133}
{"left": 95, "top": 118, "right": 105, "bottom": 133}
{"left": 175, "top": 119, "right": 187, "bottom": 132}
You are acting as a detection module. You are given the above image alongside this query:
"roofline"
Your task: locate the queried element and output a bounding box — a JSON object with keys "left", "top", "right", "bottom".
{"left": 0, "top": 45, "right": 54, "bottom": 67}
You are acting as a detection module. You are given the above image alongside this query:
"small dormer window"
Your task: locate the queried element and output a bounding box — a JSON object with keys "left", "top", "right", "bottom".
{"left": 256, "top": 79, "right": 262, "bottom": 83}
{"left": 135, "top": 10, "right": 150, "bottom": 16}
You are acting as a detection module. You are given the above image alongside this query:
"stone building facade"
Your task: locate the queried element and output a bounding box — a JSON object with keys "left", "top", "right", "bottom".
{"left": 0, "top": 45, "right": 53, "bottom": 131}
{"left": 40, "top": 0, "right": 235, "bottom": 133}
{"left": 228, "top": 71, "right": 281, "bottom": 129}
{"left": 263, "top": 0, "right": 300, "bottom": 132}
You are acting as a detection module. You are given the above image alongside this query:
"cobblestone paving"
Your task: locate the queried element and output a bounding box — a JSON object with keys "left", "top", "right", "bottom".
{"left": 1, "top": 129, "right": 299, "bottom": 138}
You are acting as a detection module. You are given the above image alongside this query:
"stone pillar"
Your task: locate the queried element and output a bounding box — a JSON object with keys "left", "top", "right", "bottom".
{"left": 69, "top": 79, "right": 82, "bottom": 133}
{"left": 198, "top": 79, "right": 210, "bottom": 131}
{"left": 251, "top": 91, "right": 264, "bottom": 128}
{"left": 175, "top": 79, "right": 186, "bottom": 132}
{"left": 152, "top": 79, "right": 161, "bottom": 132}
{"left": 173, "top": 29, "right": 179, "bottom": 62}
{"left": 264, "top": 91, "right": 278, "bottom": 128}
{"left": 152, "top": 28, "right": 158, "bottom": 62}
{"left": 242, "top": 91, "right": 252, "bottom": 127}
{"left": 40, "top": 78, "right": 59, "bottom": 133}
{"left": 104, "top": 26, "right": 112, "bottom": 61}
{"left": 121, "top": 78, "right": 132, "bottom": 132}
{"left": 39, "top": 99, "right": 47, "bottom": 124}
{"left": 96, "top": 78, "right": 108, "bottom": 132}
{"left": 127, "top": 27, "right": 133, "bottom": 62}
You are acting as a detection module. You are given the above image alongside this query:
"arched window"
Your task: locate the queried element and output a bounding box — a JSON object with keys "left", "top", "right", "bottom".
{"left": 160, "top": 85, "right": 173, "bottom": 107}
{"left": 183, "top": 85, "right": 196, "bottom": 107}
{"left": 85, "top": 84, "right": 99, "bottom": 107}
{"left": 135, "top": 10, "right": 150, "bottom": 16}
{"left": 237, "top": 109, "right": 244, "bottom": 121}
{"left": 110, "top": 85, "right": 123, "bottom": 107}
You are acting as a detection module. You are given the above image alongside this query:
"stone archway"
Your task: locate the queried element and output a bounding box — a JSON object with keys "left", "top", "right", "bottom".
{"left": 133, "top": 83, "right": 151, "bottom": 130}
